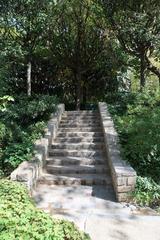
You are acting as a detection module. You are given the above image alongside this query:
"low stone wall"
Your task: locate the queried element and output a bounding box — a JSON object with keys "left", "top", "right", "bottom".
{"left": 98, "top": 102, "right": 137, "bottom": 202}
{"left": 10, "top": 104, "right": 65, "bottom": 191}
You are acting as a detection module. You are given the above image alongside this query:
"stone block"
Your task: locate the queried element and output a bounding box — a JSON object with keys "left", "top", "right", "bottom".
{"left": 117, "top": 177, "right": 127, "bottom": 186}
{"left": 127, "top": 176, "right": 137, "bottom": 186}
{"left": 98, "top": 102, "right": 137, "bottom": 202}
{"left": 117, "top": 185, "right": 133, "bottom": 193}
{"left": 117, "top": 193, "right": 128, "bottom": 202}
{"left": 10, "top": 104, "right": 65, "bottom": 192}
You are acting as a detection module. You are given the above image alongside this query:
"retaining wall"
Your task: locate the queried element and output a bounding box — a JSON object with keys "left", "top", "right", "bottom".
{"left": 98, "top": 102, "right": 137, "bottom": 202}
{"left": 10, "top": 104, "right": 65, "bottom": 191}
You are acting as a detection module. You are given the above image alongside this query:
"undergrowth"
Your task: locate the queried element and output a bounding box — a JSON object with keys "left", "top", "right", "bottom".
{"left": 107, "top": 90, "right": 160, "bottom": 207}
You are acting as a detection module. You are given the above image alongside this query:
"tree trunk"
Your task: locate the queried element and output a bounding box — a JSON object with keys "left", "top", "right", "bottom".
{"left": 76, "top": 70, "right": 81, "bottom": 110}
{"left": 27, "top": 61, "right": 31, "bottom": 96}
{"left": 140, "top": 53, "right": 146, "bottom": 91}
{"left": 83, "top": 84, "right": 87, "bottom": 107}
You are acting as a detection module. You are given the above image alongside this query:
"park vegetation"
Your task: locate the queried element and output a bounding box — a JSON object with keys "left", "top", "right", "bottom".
{"left": 0, "top": 179, "right": 90, "bottom": 240}
{"left": 0, "top": 0, "right": 160, "bottom": 237}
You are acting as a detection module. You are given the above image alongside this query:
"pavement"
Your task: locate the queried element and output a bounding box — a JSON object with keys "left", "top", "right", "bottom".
{"left": 33, "top": 184, "right": 160, "bottom": 240}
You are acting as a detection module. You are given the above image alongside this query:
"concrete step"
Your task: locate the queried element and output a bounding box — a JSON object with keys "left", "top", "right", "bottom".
{"left": 56, "top": 132, "right": 103, "bottom": 138}
{"left": 60, "top": 120, "right": 101, "bottom": 124}
{"left": 46, "top": 165, "right": 109, "bottom": 174}
{"left": 66, "top": 111, "right": 98, "bottom": 114}
{"left": 62, "top": 116, "right": 99, "bottom": 120}
{"left": 38, "top": 173, "right": 112, "bottom": 186}
{"left": 53, "top": 137, "right": 104, "bottom": 143}
{"left": 46, "top": 157, "right": 106, "bottom": 166}
{"left": 51, "top": 143, "right": 104, "bottom": 150}
{"left": 58, "top": 127, "right": 102, "bottom": 132}
{"left": 63, "top": 114, "right": 99, "bottom": 119}
{"left": 64, "top": 111, "right": 98, "bottom": 116}
{"left": 49, "top": 149, "right": 105, "bottom": 158}
{"left": 59, "top": 123, "right": 101, "bottom": 128}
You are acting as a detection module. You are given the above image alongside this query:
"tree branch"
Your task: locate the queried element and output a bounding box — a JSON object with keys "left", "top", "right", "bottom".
{"left": 145, "top": 56, "right": 160, "bottom": 78}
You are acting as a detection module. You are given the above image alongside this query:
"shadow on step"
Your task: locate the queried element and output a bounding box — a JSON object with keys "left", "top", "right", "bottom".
{"left": 33, "top": 184, "right": 117, "bottom": 216}
{"left": 91, "top": 185, "right": 116, "bottom": 202}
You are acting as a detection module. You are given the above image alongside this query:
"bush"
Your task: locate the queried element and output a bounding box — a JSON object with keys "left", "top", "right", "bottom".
{"left": 108, "top": 90, "right": 160, "bottom": 206}
{"left": 132, "top": 177, "right": 160, "bottom": 207}
{"left": 0, "top": 122, "right": 7, "bottom": 144}
{"left": 0, "top": 95, "right": 14, "bottom": 112}
{"left": 1, "top": 94, "right": 58, "bottom": 126}
{"left": 0, "top": 179, "right": 90, "bottom": 240}
{"left": 0, "top": 95, "right": 58, "bottom": 176}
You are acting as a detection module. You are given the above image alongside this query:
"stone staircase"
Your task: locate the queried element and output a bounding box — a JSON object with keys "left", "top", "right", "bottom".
{"left": 34, "top": 110, "right": 115, "bottom": 214}
{"left": 38, "top": 111, "right": 112, "bottom": 187}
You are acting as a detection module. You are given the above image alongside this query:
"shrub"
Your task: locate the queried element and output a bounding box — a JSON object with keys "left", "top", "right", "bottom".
{"left": 2, "top": 94, "right": 58, "bottom": 126}
{"left": 132, "top": 177, "right": 160, "bottom": 207}
{"left": 0, "top": 95, "right": 14, "bottom": 112}
{"left": 0, "top": 95, "right": 58, "bottom": 176}
{"left": 0, "top": 122, "right": 7, "bottom": 144}
{"left": 0, "top": 179, "right": 90, "bottom": 240}
{"left": 108, "top": 90, "right": 160, "bottom": 206}
{"left": 108, "top": 90, "right": 160, "bottom": 182}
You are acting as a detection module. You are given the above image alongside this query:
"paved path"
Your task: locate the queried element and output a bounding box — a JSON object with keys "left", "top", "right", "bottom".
{"left": 33, "top": 110, "right": 160, "bottom": 240}
{"left": 33, "top": 184, "right": 160, "bottom": 240}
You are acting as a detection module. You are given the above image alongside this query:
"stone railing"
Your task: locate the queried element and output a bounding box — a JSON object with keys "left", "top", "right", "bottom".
{"left": 98, "top": 102, "right": 137, "bottom": 202}
{"left": 10, "top": 104, "right": 65, "bottom": 191}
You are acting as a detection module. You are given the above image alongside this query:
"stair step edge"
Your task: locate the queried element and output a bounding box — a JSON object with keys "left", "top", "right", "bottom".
{"left": 38, "top": 174, "right": 112, "bottom": 186}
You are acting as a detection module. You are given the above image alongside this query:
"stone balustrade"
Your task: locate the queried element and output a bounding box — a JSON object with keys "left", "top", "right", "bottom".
{"left": 98, "top": 102, "right": 137, "bottom": 202}
{"left": 10, "top": 104, "right": 65, "bottom": 191}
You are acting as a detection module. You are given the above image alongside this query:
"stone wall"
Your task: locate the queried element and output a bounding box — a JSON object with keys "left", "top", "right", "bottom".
{"left": 98, "top": 102, "right": 137, "bottom": 202}
{"left": 10, "top": 104, "right": 65, "bottom": 191}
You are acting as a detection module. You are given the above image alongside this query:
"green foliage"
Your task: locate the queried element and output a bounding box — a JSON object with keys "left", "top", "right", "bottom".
{"left": 108, "top": 90, "right": 160, "bottom": 206}
{"left": 104, "top": 0, "right": 160, "bottom": 88}
{"left": 3, "top": 137, "right": 33, "bottom": 169}
{"left": 0, "top": 123, "right": 7, "bottom": 143}
{"left": 1, "top": 0, "right": 160, "bottom": 102}
{"left": 0, "top": 179, "right": 90, "bottom": 240}
{"left": 0, "top": 179, "right": 32, "bottom": 204}
{"left": 0, "top": 95, "right": 14, "bottom": 112}
{"left": 1, "top": 0, "right": 126, "bottom": 104}
{"left": 4, "top": 95, "right": 58, "bottom": 126}
{"left": 0, "top": 95, "right": 58, "bottom": 176}
{"left": 132, "top": 177, "right": 160, "bottom": 207}
{"left": 2, "top": 121, "right": 46, "bottom": 172}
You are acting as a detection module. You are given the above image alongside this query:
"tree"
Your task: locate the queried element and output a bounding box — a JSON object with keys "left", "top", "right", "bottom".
{"left": 48, "top": 0, "right": 108, "bottom": 109}
{"left": 0, "top": 0, "right": 128, "bottom": 102}
{"left": 102, "top": 0, "right": 160, "bottom": 90}
{"left": 1, "top": 0, "right": 51, "bottom": 95}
